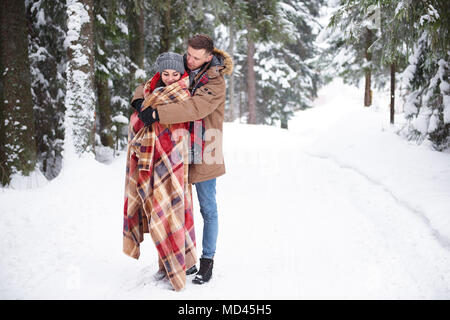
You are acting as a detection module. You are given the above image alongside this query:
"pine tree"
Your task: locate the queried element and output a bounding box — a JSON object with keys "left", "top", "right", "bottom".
{"left": 27, "top": 0, "right": 67, "bottom": 180}
{"left": 325, "top": 0, "right": 449, "bottom": 150}
{"left": 257, "top": 0, "right": 324, "bottom": 128}
{"left": 94, "top": 0, "right": 131, "bottom": 152}
{"left": 216, "top": 0, "right": 248, "bottom": 122}
{"left": 144, "top": 0, "right": 217, "bottom": 72}
{"left": 357, "top": 1, "right": 411, "bottom": 123}
{"left": 0, "top": 0, "right": 37, "bottom": 186}
{"left": 397, "top": 0, "right": 450, "bottom": 150}
{"left": 243, "top": 0, "right": 280, "bottom": 124}
{"left": 325, "top": 0, "right": 382, "bottom": 107}
{"left": 215, "top": 0, "right": 324, "bottom": 127}
{"left": 105, "top": 0, "right": 133, "bottom": 151}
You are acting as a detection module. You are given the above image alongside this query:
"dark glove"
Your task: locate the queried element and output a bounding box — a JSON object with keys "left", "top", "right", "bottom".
{"left": 138, "top": 107, "right": 159, "bottom": 126}
{"left": 131, "top": 98, "right": 144, "bottom": 112}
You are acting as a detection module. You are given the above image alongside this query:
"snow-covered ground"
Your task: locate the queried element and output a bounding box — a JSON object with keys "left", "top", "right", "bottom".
{"left": 1, "top": 79, "right": 450, "bottom": 299}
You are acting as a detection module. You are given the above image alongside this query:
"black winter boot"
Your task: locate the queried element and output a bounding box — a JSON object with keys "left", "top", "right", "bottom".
{"left": 192, "top": 258, "right": 214, "bottom": 284}
{"left": 186, "top": 265, "right": 198, "bottom": 275}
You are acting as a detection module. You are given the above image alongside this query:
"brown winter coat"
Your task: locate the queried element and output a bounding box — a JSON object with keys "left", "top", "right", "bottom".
{"left": 131, "top": 48, "right": 233, "bottom": 183}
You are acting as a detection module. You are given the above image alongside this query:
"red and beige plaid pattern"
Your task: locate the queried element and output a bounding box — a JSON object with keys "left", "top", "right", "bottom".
{"left": 123, "top": 77, "right": 197, "bottom": 291}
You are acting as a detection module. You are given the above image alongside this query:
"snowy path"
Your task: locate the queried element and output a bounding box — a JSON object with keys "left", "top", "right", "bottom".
{"left": 238, "top": 151, "right": 450, "bottom": 299}
{"left": 1, "top": 80, "right": 450, "bottom": 299}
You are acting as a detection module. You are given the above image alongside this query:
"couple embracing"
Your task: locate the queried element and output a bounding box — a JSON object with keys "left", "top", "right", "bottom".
{"left": 123, "top": 34, "right": 233, "bottom": 291}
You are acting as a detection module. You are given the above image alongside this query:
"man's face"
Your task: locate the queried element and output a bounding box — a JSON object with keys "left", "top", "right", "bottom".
{"left": 186, "top": 46, "right": 213, "bottom": 71}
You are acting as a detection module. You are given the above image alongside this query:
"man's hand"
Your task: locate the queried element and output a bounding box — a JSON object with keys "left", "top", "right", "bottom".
{"left": 138, "top": 107, "right": 159, "bottom": 126}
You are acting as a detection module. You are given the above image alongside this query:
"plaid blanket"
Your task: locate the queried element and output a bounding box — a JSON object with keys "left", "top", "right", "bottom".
{"left": 123, "top": 76, "right": 198, "bottom": 291}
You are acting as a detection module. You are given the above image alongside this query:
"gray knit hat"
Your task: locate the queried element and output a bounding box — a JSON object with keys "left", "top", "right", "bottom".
{"left": 156, "top": 52, "right": 185, "bottom": 75}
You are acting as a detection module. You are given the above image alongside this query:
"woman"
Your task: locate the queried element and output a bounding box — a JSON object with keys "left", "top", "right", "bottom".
{"left": 123, "top": 52, "right": 199, "bottom": 291}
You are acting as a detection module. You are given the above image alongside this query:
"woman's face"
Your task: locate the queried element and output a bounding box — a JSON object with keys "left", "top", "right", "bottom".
{"left": 161, "top": 69, "right": 181, "bottom": 86}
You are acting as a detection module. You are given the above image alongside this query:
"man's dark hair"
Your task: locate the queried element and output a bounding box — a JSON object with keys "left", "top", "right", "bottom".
{"left": 188, "top": 34, "right": 214, "bottom": 55}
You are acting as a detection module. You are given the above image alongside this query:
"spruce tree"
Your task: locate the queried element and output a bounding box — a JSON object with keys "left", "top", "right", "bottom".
{"left": 325, "top": 0, "right": 383, "bottom": 107}
{"left": 216, "top": 0, "right": 248, "bottom": 122}
{"left": 398, "top": 1, "right": 450, "bottom": 150}
{"left": 144, "top": 0, "right": 217, "bottom": 72}
{"left": 257, "top": 0, "right": 324, "bottom": 128}
{"left": 243, "top": 0, "right": 280, "bottom": 124}
{"left": 94, "top": 0, "right": 131, "bottom": 152}
{"left": 27, "top": 0, "right": 67, "bottom": 180}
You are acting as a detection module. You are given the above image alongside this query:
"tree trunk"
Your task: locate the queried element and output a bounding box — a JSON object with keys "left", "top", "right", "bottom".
{"left": 239, "top": 80, "right": 243, "bottom": 123}
{"left": 281, "top": 113, "right": 288, "bottom": 129}
{"left": 390, "top": 62, "right": 395, "bottom": 124}
{"left": 64, "top": 0, "right": 96, "bottom": 156}
{"left": 0, "top": 0, "right": 37, "bottom": 185}
{"left": 364, "top": 28, "right": 373, "bottom": 107}
{"left": 127, "top": 0, "right": 145, "bottom": 90}
{"left": 227, "top": 18, "right": 235, "bottom": 122}
{"left": 96, "top": 76, "right": 114, "bottom": 148}
{"left": 94, "top": 2, "right": 114, "bottom": 149}
{"left": 160, "top": 2, "right": 171, "bottom": 53}
{"left": 246, "top": 33, "right": 257, "bottom": 124}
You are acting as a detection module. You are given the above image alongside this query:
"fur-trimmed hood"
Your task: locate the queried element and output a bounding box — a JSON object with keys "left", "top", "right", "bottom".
{"left": 210, "top": 48, "right": 234, "bottom": 76}
{"left": 182, "top": 48, "right": 234, "bottom": 76}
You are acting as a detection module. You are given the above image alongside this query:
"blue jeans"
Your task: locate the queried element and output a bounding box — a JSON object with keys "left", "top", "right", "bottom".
{"left": 194, "top": 178, "right": 218, "bottom": 259}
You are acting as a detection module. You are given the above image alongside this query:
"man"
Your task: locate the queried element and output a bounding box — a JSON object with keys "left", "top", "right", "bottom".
{"left": 131, "top": 34, "right": 233, "bottom": 285}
